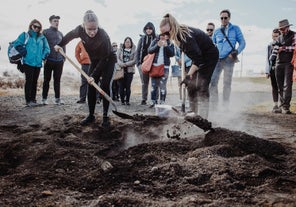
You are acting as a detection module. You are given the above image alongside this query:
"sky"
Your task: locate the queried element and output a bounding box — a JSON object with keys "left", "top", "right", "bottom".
{"left": 0, "top": 0, "right": 296, "bottom": 76}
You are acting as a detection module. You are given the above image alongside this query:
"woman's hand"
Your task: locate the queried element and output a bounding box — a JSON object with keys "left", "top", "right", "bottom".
{"left": 54, "top": 45, "right": 62, "bottom": 52}
{"left": 87, "top": 77, "right": 94, "bottom": 84}
{"left": 187, "top": 64, "right": 199, "bottom": 79}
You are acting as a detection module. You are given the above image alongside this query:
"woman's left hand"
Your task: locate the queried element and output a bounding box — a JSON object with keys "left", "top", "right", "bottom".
{"left": 87, "top": 77, "right": 94, "bottom": 84}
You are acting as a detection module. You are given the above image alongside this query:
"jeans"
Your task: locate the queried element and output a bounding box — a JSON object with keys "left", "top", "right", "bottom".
{"left": 138, "top": 65, "right": 150, "bottom": 101}
{"left": 42, "top": 60, "right": 64, "bottom": 99}
{"left": 23, "top": 64, "right": 41, "bottom": 103}
{"left": 79, "top": 64, "right": 90, "bottom": 101}
{"left": 119, "top": 72, "right": 134, "bottom": 103}
{"left": 275, "top": 63, "right": 293, "bottom": 109}
{"left": 151, "top": 68, "right": 169, "bottom": 103}
{"left": 210, "top": 57, "right": 235, "bottom": 104}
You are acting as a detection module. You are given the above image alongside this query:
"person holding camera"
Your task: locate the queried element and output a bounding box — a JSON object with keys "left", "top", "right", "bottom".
{"left": 266, "top": 29, "right": 281, "bottom": 113}
{"left": 210, "top": 9, "right": 246, "bottom": 110}
{"left": 273, "top": 19, "right": 295, "bottom": 114}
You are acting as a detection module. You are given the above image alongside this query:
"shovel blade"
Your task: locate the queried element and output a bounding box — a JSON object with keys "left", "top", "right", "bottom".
{"left": 112, "top": 110, "right": 134, "bottom": 120}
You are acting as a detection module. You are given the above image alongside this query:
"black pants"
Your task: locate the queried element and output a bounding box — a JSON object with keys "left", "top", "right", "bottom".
{"left": 119, "top": 72, "right": 134, "bottom": 103}
{"left": 79, "top": 64, "right": 90, "bottom": 101}
{"left": 88, "top": 55, "right": 116, "bottom": 117}
{"left": 188, "top": 52, "right": 218, "bottom": 118}
{"left": 269, "top": 67, "right": 279, "bottom": 103}
{"left": 112, "top": 80, "right": 119, "bottom": 100}
{"left": 42, "top": 60, "right": 64, "bottom": 99}
{"left": 23, "top": 64, "right": 41, "bottom": 103}
{"left": 275, "top": 63, "right": 293, "bottom": 109}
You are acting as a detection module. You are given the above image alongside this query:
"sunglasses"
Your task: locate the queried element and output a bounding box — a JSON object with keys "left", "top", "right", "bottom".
{"left": 207, "top": 29, "right": 213, "bottom": 32}
{"left": 33, "top": 25, "right": 41, "bottom": 29}
{"left": 220, "top": 17, "right": 228, "bottom": 20}
{"left": 160, "top": 31, "right": 170, "bottom": 36}
{"left": 145, "top": 27, "right": 153, "bottom": 30}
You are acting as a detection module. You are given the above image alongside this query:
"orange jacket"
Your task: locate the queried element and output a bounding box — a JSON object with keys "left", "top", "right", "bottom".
{"left": 292, "top": 48, "right": 296, "bottom": 82}
{"left": 75, "top": 41, "right": 91, "bottom": 65}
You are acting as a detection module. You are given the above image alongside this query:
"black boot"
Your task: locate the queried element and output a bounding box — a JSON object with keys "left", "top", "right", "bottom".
{"left": 80, "top": 115, "right": 95, "bottom": 126}
{"left": 102, "top": 116, "right": 110, "bottom": 128}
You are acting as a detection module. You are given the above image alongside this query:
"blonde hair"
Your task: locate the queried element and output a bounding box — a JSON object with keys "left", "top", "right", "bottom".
{"left": 83, "top": 10, "right": 98, "bottom": 26}
{"left": 160, "top": 13, "right": 191, "bottom": 46}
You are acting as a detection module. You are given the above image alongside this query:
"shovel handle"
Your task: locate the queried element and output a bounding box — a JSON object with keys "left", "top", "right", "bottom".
{"left": 58, "top": 48, "right": 117, "bottom": 111}
{"left": 181, "top": 52, "right": 186, "bottom": 113}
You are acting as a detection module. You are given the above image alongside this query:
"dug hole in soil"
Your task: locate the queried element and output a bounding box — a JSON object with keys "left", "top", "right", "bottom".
{"left": 0, "top": 76, "right": 296, "bottom": 206}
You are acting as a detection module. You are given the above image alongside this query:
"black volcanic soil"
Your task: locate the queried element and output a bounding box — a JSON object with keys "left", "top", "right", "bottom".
{"left": 0, "top": 93, "right": 296, "bottom": 207}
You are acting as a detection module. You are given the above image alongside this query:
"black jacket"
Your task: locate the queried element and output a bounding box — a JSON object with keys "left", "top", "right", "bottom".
{"left": 179, "top": 27, "right": 218, "bottom": 72}
{"left": 43, "top": 26, "right": 65, "bottom": 62}
{"left": 136, "top": 22, "right": 156, "bottom": 66}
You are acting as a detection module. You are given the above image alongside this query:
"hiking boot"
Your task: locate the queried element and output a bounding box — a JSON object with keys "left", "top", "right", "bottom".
{"left": 272, "top": 105, "right": 281, "bottom": 113}
{"left": 282, "top": 108, "right": 292, "bottom": 114}
{"left": 77, "top": 99, "right": 86, "bottom": 104}
{"left": 42, "top": 98, "right": 48, "bottom": 105}
{"left": 141, "top": 100, "right": 147, "bottom": 105}
{"left": 102, "top": 116, "right": 110, "bottom": 128}
{"left": 80, "top": 115, "right": 95, "bottom": 126}
{"left": 55, "top": 98, "right": 64, "bottom": 105}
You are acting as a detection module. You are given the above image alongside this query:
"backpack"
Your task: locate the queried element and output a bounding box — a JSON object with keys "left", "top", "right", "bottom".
{"left": 8, "top": 32, "right": 29, "bottom": 64}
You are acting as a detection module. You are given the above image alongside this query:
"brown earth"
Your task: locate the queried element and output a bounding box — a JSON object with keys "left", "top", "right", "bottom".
{"left": 0, "top": 75, "right": 296, "bottom": 207}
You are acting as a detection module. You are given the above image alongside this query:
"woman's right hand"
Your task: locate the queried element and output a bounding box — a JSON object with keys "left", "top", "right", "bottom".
{"left": 54, "top": 45, "right": 62, "bottom": 52}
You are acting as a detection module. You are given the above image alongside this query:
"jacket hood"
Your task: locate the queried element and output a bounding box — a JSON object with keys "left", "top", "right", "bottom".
{"left": 143, "top": 22, "right": 156, "bottom": 37}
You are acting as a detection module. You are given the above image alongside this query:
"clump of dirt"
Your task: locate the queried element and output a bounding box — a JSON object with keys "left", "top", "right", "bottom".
{"left": 0, "top": 112, "right": 296, "bottom": 207}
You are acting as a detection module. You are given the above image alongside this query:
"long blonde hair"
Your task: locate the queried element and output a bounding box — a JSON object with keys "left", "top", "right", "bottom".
{"left": 160, "top": 13, "right": 191, "bottom": 46}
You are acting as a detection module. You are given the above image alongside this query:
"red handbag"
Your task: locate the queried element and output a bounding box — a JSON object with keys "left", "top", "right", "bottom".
{"left": 149, "top": 64, "right": 164, "bottom": 77}
{"left": 141, "top": 53, "right": 155, "bottom": 74}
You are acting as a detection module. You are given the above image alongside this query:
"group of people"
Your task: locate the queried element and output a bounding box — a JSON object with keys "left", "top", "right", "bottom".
{"left": 12, "top": 8, "right": 294, "bottom": 128}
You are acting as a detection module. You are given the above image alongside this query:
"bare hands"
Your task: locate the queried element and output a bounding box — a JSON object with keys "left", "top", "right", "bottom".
{"left": 54, "top": 45, "right": 62, "bottom": 52}
{"left": 87, "top": 77, "right": 94, "bottom": 84}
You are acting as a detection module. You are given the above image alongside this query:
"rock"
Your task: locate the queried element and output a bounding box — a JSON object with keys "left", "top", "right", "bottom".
{"left": 41, "top": 190, "right": 53, "bottom": 196}
{"left": 134, "top": 180, "right": 140, "bottom": 185}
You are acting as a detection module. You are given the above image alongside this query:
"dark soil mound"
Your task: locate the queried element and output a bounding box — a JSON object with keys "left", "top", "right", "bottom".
{"left": 0, "top": 114, "right": 296, "bottom": 207}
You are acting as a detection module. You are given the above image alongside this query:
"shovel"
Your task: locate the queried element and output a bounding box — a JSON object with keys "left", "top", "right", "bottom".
{"left": 58, "top": 49, "right": 133, "bottom": 119}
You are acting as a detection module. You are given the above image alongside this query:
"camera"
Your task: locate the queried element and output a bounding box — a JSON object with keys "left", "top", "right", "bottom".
{"left": 269, "top": 41, "right": 281, "bottom": 63}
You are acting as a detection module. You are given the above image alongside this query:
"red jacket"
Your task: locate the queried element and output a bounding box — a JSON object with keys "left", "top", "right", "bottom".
{"left": 75, "top": 41, "right": 90, "bottom": 65}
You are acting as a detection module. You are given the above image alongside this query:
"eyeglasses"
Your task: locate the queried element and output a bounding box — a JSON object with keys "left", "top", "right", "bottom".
{"left": 207, "top": 29, "right": 213, "bottom": 32}
{"left": 33, "top": 25, "right": 41, "bottom": 29}
{"left": 220, "top": 17, "right": 228, "bottom": 20}
{"left": 279, "top": 27, "right": 287, "bottom": 32}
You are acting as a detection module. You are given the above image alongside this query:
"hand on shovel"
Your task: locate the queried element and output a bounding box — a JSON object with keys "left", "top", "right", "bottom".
{"left": 87, "top": 77, "right": 95, "bottom": 84}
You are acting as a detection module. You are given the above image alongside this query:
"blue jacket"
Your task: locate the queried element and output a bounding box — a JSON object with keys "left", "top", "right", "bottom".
{"left": 212, "top": 23, "right": 246, "bottom": 59}
{"left": 14, "top": 30, "right": 50, "bottom": 67}
{"left": 148, "top": 37, "right": 174, "bottom": 66}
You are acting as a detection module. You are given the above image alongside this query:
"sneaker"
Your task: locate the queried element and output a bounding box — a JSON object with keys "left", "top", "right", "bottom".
{"left": 126, "top": 102, "right": 130, "bottom": 106}
{"left": 27, "top": 101, "right": 38, "bottom": 107}
{"left": 272, "top": 105, "right": 281, "bottom": 113}
{"left": 55, "top": 98, "right": 64, "bottom": 105}
{"left": 42, "top": 98, "right": 48, "bottom": 105}
{"left": 141, "top": 100, "right": 147, "bottom": 105}
{"left": 77, "top": 99, "right": 86, "bottom": 104}
{"left": 282, "top": 108, "right": 292, "bottom": 114}
{"left": 102, "top": 116, "right": 110, "bottom": 128}
{"left": 96, "top": 99, "right": 101, "bottom": 104}
{"left": 149, "top": 103, "right": 155, "bottom": 108}
{"left": 80, "top": 115, "right": 95, "bottom": 126}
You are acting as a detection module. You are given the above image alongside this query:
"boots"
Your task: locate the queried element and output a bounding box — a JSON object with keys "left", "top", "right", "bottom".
{"left": 102, "top": 116, "right": 110, "bottom": 128}
{"left": 80, "top": 114, "right": 95, "bottom": 126}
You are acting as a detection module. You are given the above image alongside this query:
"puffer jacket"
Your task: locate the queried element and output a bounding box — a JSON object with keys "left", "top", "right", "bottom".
{"left": 14, "top": 30, "right": 50, "bottom": 68}
{"left": 75, "top": 40, "right": 90, "bottom": 65}
{"left": 116, "top": 43, "right": 137, "bottom": 73}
